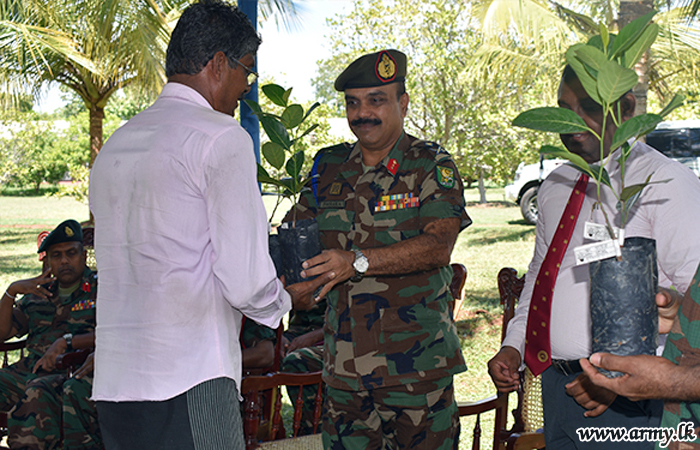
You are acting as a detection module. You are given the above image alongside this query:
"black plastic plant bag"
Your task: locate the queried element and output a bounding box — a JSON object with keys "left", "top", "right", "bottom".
{"left": 589, "top": 237, "right": 658, "bottom": 377}
{"left": 275, "top": 219, "right": 321, "bottom": 285}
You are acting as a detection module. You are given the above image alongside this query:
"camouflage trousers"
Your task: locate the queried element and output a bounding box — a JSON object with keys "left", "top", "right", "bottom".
{"left": 0, "top": 363, "right": 101, "bottom": 450}
{"left": 281, "top": 344, "right": 323, "bottom": 436}
{"left": 322, "top": 377, "right": 459, "bottom": 450}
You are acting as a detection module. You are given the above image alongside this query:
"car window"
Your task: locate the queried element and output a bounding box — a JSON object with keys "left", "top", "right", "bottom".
{"left": 647, "top": 128, "right": 700, "bottom": 158}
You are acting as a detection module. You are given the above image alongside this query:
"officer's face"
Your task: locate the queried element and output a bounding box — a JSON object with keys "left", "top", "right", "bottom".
{"left": 46, "top": 241, "right": 86, "bottom": 288}
{"left": 345, "top": 83, "right": 408, "bottom": 155}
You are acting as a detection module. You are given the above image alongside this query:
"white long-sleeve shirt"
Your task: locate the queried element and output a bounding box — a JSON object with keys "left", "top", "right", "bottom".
{"left": 89, "top": 83, "right": 291, "bottom": 401}
{"left": 503, "top": 141, "right": 700, "bottom": 361}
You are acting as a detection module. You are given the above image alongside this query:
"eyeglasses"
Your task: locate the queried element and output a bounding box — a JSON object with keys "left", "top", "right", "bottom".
{"left": 232, "top": 58, "right": 259, "bottom": 86}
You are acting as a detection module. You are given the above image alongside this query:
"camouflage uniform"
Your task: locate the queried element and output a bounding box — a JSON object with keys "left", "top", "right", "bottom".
{"left": 0, "top": 267, "right": 99, "bottom": 450}
{"left": 288, "top": 133, "right": 471, "bottom": 449}
{"left": 240, "top": 317, "right": 277, "bottom": 355}
{"left": 281, "top": 302, "right": 326, "bottom": 435}
{"left": 658, "top": 264, "right": 700, "bottom": 450}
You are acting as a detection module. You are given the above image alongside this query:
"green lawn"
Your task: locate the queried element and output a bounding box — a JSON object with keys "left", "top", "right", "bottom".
{"left": 0, "top": 187, "right": 536, "bottom": 449}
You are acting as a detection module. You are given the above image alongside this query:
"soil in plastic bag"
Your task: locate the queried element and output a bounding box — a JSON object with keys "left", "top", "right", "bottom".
{"left": 275, "top": 219, "right": 321, "bottom": 285}
{"left": 589, "top": 237, "right": 658, "bottom": 378}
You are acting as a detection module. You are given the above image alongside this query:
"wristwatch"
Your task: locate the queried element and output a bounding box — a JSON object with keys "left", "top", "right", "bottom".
{"left": 63, "top": 333, "right": 73, "bottom": 351}
{"left": 351, "top": 248, "right": 369, "bottom": 282}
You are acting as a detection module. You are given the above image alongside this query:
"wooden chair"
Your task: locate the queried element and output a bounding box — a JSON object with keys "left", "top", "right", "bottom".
{"left": 449, "top": 263, "right": 468, "bottom": 318}
{"left": 456, "top": 267, "right": 545, "bottom": 450}
{"left": 241, "top": 371, "right": 324, "bottom": 450}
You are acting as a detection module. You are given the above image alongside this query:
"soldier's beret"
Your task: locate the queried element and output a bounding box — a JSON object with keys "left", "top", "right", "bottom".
{"left": 37, "top": 219, "right": 83, "bottom": 254}
{"left": 334, "top": 49, "right": 407, "bottom": 91}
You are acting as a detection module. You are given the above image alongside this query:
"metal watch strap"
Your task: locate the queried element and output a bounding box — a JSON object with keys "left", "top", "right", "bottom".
{"left": 351, "top": 248, "right": 368, "bottom": 282}
{"left": 63, "top": 333, "right": 73, "bottom": 351}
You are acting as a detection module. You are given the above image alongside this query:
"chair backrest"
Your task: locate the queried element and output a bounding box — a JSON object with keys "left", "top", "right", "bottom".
{"left": 449, "top": 263, "right": 467, "bottom": 318}
{"left": 456, "top": 267, "right": 546, "bottom": 450}
{"left": 241, "top": 371, "right": 324, "bottom": 450}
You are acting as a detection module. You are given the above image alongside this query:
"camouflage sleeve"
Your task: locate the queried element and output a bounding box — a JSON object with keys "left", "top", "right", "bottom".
{"left": 241, "top": 317, "right": 277, "bottom": 348}
{"left": 12, "top": 297, "right": 30, "bottom": 337}
{"left": 418, "top": 151, "right": 472, "bottom": 231}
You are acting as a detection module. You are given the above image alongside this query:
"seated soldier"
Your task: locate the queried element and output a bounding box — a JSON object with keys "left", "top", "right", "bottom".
{"left": 241, "top": 317, "right": 276, "bottom": 374}
{"left": 280, "top": 300, "right": 325, "bottom": 436}
{"left": 0, "top": 220, "right": 100, "bottom": 450}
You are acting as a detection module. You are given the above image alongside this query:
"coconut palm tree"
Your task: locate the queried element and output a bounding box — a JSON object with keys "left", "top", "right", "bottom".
{"left": 472, "top": 0, "right": 700, "bottom": 115}
{"left": 0, "top": 0, "right": 186, "bottom": 165}
{"left": 0, "top": 0, "right": 302, "bottom": 167}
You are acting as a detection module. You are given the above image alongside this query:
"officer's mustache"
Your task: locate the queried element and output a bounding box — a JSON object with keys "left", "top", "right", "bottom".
{"left": 351, "top": 118, "right": 382, "bottom": 127}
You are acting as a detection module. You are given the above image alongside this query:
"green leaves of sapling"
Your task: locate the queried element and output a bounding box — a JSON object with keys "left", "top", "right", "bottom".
{"left": 610, "top": 114, "right": 662, "bottom": 152}
{"left": 512, "top": 107, "right": 590, "bottom": 134}
{"left": 262, "top": 84, "right": 292, "bottom": 107}
{"left": 262, "top": 142, "right": 285, "bottom": 170}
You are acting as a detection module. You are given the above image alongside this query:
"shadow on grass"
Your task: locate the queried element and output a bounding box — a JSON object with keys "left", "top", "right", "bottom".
{"left": 465, "top": 201, "right": 514, "bottom": 208}
{"left": 1, "top": 186, "right": 59, "bottom": 197}
{"left": 469, "top": 227, "right": 536, "bottom": 246}
{"left": 508, "top": 219, "right": 535, "bottom": 226}
{"left": 0, "top": 228, "right": 38, "bottom": 246}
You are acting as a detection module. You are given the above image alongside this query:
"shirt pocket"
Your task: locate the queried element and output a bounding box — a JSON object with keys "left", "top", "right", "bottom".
{"left": 372, "top": 208, "right": 421, "bottom": 246}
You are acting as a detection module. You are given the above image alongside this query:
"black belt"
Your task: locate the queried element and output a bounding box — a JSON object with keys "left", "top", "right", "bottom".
{"left": 551, "top": 359, "right": 583, "bottom": 376}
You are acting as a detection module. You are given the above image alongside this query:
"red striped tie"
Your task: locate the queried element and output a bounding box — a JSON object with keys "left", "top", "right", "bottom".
{"left": 524, "top": 174, "right": 589, "bottom": 376}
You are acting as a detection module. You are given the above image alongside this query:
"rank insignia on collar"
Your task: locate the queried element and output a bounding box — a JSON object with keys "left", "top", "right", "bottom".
{"left": 386, "top": 158, "right": 399, "bottom": 176}
{"left": 81, "top": 281, "right": 91, "bottom": 293}
{"left": 330, "top": 182, "right": 342, "bottom": 195}
{"left": 436, "top": 166, "right": 455, "bottom": 189}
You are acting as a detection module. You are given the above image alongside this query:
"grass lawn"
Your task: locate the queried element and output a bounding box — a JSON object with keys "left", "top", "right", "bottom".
{"left": 0, "top": 186, "right": 536, "bottom": 449}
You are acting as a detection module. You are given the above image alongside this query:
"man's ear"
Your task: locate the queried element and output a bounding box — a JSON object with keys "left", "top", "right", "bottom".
{"left": 208, "top": 51, "right": 228, "bottom": 81}
{"left": 399, "top": 92, "right": 409, "bottom": 117}
{"left": 620, "top": 92, "right": 636, "bottom": 120}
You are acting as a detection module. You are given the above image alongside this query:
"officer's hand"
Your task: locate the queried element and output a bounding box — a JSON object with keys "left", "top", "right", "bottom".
{"left": 33, "top": 335, "right": 67, "bottom": 373}
{"left": 487, "top": 346, "right": 521, "bottom": 393}
{"left": 286, "top": 271, "right": 336, "bottom": 311}
{"left": 299, "top": 249, "right": 356, "bottom": 300}
{"left": 7, "top": 268, "right": 54, "bottom": 300}
{"left": 73, "top": 352, "right": 94, "bottom": 379}
{"left": 565, "top": 372, "right": 617, "bottom": 417}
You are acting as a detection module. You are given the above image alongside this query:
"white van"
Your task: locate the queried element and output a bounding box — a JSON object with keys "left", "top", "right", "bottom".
{"left": 506, "top": 120, "right": 700, "bottom": 224}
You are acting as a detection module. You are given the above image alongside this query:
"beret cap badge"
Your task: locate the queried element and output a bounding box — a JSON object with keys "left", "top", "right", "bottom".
{"left": 375, "top": 51, "right": 397, "bottom": 82}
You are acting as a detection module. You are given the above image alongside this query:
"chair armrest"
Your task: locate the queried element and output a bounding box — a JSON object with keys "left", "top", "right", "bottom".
{"left": 0, "top": 338, "right": 27, "bottom": 352}
{"left": 457, "top": 392, "right": 508, "bottom": 416}
{"left": 55, "top": 348, "right": 92, "bottom": 371}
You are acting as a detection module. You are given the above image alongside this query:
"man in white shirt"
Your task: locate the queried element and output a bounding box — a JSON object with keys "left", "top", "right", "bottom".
{"left": 487, "top": 65, "right": 700, "bottom": 449}
{"left": 89, "top": 1, "right": 332, "bottom": 449}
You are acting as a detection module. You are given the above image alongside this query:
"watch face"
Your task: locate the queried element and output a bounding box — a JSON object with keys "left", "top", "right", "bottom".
{"left": 353, "top": 255, "right": 369, "bottom": 273}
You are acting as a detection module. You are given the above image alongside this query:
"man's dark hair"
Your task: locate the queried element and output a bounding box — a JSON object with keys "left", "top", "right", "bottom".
{"left": 166, "top": 0, "right": 261, "bottom": 77}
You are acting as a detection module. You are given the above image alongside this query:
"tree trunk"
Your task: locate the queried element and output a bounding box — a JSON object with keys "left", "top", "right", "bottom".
{"left": 478, "top": 168, "right": 487, "bottom": 204}
{"left": 618, "top": 0, "right": 654, "bottom": 116}
{"left": 89, "top": 104, "right": 104, "bottom": 168}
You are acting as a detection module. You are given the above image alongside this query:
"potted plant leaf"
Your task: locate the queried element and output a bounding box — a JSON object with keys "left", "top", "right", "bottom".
{"left": 512, "top": 11, "right": 685, "bottom": 376}
{"left": 244, "top": 84, "right": 322, "bottom": 285}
